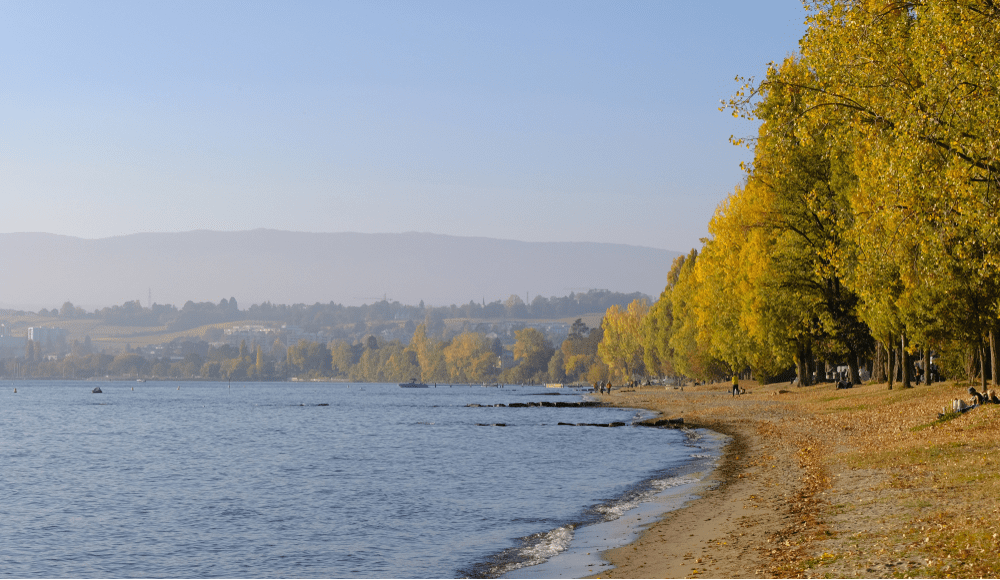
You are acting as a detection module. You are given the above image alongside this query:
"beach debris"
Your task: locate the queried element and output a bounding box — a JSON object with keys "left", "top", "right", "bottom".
{"left": 505, "top": 401, "right": 603, "bottom": 408}
{"left": 639, "top": 417, "right": 685, "bottom": 428}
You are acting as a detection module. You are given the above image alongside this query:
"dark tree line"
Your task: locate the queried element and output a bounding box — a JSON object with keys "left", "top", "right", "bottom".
{"left": 39, "top": 289, "right": 648, "bottom": 332}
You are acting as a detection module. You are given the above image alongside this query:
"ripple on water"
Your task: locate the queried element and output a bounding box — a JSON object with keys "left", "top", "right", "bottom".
{"left": 0, "top": 382, "right": 717, "bottom": 578}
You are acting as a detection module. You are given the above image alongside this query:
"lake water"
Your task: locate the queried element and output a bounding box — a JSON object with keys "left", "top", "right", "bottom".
{"left": 0, "top": 381, "right": 724, "bottom": 578}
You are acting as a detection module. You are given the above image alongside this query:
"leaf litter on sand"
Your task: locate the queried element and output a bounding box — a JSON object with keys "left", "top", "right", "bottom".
{"left": 599, "top": 379, "right": 1000, "bottom": 578}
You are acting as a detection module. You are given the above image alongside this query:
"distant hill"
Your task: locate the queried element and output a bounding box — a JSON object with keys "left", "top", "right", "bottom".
{"left": 0, "top": 230, "right": 682, "bottom": 311}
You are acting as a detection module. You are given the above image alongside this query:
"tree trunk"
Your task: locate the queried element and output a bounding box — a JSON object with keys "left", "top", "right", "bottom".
{"left": 966, "top": 349, "right": 977, "bottom": 384}
{"left": 981, "top": 343, "right": 989, "bottom": 391}
{"left": 874, "top": 342, "right": 885, "bottom": 383}
{"left": 795, "top": 342, "right": 807, "bottom": 387}
{"left": 901, "top": 333, "right": 911, "bottom": 388}
{"left": 887, "top": 338, "right": 895, "bottom": 390}
{"left": 923, "top": 347, "right": 932, "bottom": 385}
{"left": 848, "top": 349, "right": 861, "bottom": 385}
{"left": 804, "top": 344, "right": 813, "bottom": 387}
{"left": 991, "top": 329, "right": 998, "bottom": 387}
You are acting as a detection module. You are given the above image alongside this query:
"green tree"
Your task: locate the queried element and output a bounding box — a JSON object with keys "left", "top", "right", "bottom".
{"left": 255, "top": 345, "right": 266, "bottom": 379}
{"left": 110, "top": 352, "right": 149, "bottom": 377}
{"left": 504, "top": 295, "right": 528, "bottom": 319}
{"left": 510, "top": 327, "right": 554, "bottom": 382}
{"left": 287, "top": 340, "right": 332, "bottom": 377}
{"left": 548, "top": 348, "right": 566, "bottom": 382}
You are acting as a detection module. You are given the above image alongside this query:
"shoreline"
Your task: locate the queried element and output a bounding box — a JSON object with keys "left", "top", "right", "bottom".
{"left": 586, "top": 382, "right": 819, "bottom": 578}
{"left": 584, "top": 378, "right": 1000, "bottom": 578}
{"left": 502, "top": 426, "right": 728, "bottom": 579}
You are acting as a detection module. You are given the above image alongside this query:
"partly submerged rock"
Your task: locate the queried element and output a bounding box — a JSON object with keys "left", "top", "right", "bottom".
{"left": 641, "top": 417, "right": 685, "bottom": 428}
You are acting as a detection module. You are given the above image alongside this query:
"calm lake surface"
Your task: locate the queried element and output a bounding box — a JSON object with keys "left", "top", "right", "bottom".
{"left": 0, "top": 381, "right": 721, "bottom": 578}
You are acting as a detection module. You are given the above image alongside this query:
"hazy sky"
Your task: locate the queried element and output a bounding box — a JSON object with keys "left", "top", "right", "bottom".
{"left": 1, "top": 1, "right": 805, "bottom": 252}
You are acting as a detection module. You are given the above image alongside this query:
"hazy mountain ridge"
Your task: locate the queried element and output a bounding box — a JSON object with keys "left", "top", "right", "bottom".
{"left": 0, "top": 230, "right": 681, "bottom": 311}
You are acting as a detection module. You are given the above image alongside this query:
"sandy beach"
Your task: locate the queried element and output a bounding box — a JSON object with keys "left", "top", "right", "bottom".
{"left": 587, "top": 379, "right": 1000, "bottom": 579}
{"left": 586, "top": 382, "right": 816, "bottom": 578}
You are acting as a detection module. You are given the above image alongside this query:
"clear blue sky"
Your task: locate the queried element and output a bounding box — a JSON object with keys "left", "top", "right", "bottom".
{"left": 1, "top": 1, "right": 805, "bottom": 252}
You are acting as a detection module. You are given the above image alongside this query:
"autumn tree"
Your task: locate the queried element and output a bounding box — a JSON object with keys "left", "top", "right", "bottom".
{"left": 443, "top": 332, "right": 497, "bottom": 383}
{"left": 509, "top": 327, "right": 554, "bottom": 382}
{"left": 598, "top": 298, "right": 649, "bottom": 382}
{"left": 287, "top": 340, "right": 332, "bottom": 377}
{"left": 667, "top": 250, "right": 727, "bottom": 381}
{"left": 561, "top": 323, "right": 602, "bottom": 383}
{"left": 410, "top": 323, "right": 447, "bottom": 382}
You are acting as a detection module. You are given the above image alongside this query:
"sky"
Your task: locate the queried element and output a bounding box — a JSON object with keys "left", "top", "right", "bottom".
{"left": 1, "top": 1, "right": 807, "bottom": 253}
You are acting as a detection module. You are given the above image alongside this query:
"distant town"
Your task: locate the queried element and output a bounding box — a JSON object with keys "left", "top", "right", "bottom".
{"left": 0, "top": 289, "right": 644, "bottom": 384}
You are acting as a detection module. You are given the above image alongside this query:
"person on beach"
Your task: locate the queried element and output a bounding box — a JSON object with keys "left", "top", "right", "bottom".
{"left": 732, "top": 374, "right": 740, "bottom": 397}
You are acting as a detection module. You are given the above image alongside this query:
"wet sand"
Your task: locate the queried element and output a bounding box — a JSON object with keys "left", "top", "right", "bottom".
{"left": 588, "top": 382, "right": 824, "bottom": 578}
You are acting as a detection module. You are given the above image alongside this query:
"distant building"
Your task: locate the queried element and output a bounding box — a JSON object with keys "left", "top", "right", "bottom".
{"left": 225, "top": 325, "right": 275, "bottom": 336}
{"left": 27, "top": 326, "right": 67, "bottom": 351}
{"left": 0, "top": 323, "right": 27, "bottom": 357}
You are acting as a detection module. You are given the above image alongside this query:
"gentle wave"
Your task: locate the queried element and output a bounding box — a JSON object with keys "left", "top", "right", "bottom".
{"left": 594, "top": 474, "right": 700, "bottom": 520}
{"left": 511, "top": 525, "right": 576, "bottom": 572}
{"left": 2, "top": 382, "right": 711, "bottom": 578}
{"left": 470, "top": 470, "right": 712, "bottom": 578}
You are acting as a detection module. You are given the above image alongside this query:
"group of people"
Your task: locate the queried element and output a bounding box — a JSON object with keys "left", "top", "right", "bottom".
{"left": 594, "top": 381, "right": 613, "bottom": 394}
{"left": 952, "top": 386, "right": 1000, "bottom": 414}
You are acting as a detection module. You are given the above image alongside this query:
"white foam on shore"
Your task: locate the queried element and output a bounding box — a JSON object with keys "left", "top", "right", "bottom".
{"left": 497, "top": 476, "right": 700, "bottom": 576}
{"left": 593, "top": 474, "right": 700, "bottom": 520}
{"left": 502, "top": 428, "right": 730, "bottom": 579}
{"left": 514, "top": 525, "right": 575, "bottom": 570}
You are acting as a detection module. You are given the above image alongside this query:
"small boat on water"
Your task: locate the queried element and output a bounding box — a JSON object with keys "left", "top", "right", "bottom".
{"left": 92, "top": 387, "right": 103, "bottom": 394}
{"left": 399, "top": 379, "right": 429, "bottom": 388}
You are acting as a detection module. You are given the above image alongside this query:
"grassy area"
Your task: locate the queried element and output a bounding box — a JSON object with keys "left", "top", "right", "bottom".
{"left": 776, "top": 379, "right": 1000, "bottom": 578}
{"left": 0, "top": 314, "right": 273, "bottom": 352}
{"left": 87, "top": 322, "right": 243, "bottom": 350}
